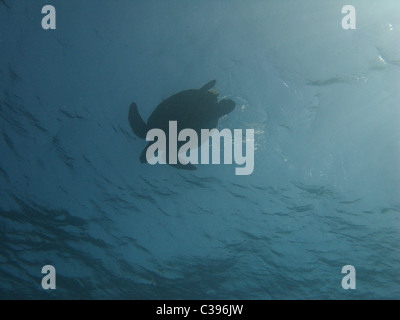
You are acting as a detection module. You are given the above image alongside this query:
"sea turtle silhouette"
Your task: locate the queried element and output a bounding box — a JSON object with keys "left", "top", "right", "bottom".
{"left": 129, "top": 80, "right": 235, "bottom": 170}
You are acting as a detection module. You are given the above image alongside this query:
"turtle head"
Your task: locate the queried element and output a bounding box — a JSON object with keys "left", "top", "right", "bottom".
{"left": 216, "top": 98, "right": 235, "bottom": 117}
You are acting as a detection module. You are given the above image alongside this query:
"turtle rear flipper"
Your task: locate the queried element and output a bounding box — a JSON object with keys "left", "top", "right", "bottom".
{"left": 129, "top": 102, "right": 147, "bottom": 139}
{"left": 140, "top": 142, "right": 197, "bottom": 170}
{"left": 169, "top": 162, "right": 197, "bottom": 171}
{"left": 200, "top": 79, "right": 216, "bottom": 91}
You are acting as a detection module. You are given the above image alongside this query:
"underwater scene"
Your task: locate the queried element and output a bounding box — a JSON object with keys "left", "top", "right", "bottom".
{"left": 0, "top": 0, "right": 399, "bottom": 299}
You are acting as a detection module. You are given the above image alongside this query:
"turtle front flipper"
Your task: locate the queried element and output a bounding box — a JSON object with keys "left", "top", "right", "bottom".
{"left": 139, "top": 142, "right": 151, "bottom": 163}
{"left": 200, "top": 79, "right": 216, "bottom": 91}
{"left": 128, "top": 102, "right": 147, "bottom": 139}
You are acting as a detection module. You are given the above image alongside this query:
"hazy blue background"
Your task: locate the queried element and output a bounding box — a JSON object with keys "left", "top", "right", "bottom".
{"left": 0, "top": 0, "right": 399, "bottom": 299}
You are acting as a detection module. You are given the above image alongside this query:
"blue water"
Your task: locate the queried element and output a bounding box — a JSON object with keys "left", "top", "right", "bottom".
{"left": 1, "top": 0, "right": 399, "bottom": 299}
